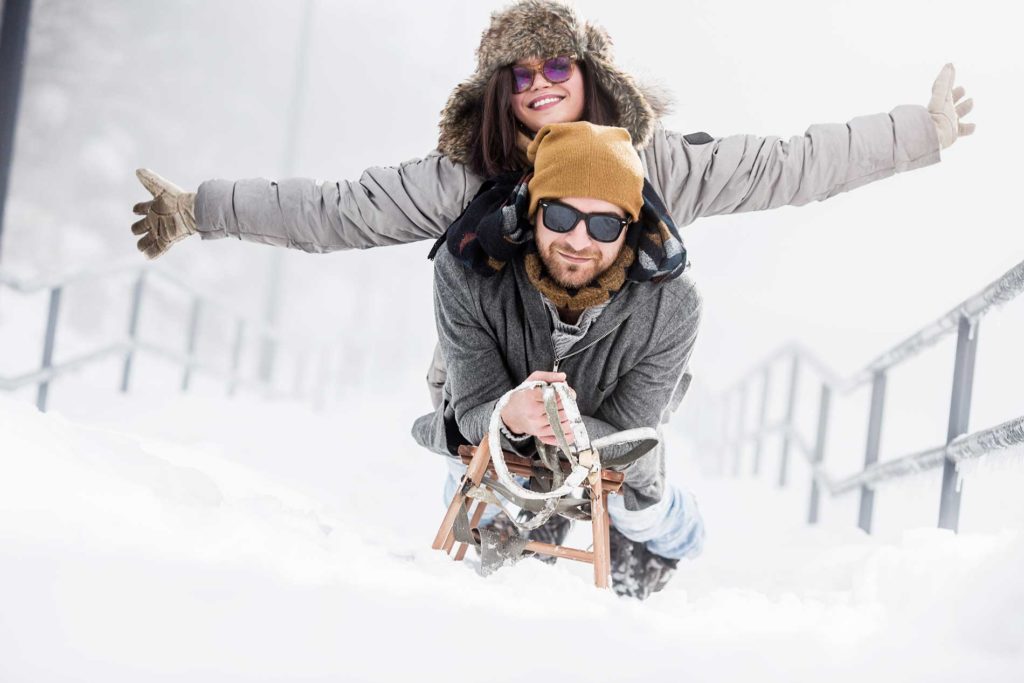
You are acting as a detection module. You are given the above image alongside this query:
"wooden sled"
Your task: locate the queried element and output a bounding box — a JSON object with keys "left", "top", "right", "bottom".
{"left": 431, "top": 438, "right": 624, "bottom": 589}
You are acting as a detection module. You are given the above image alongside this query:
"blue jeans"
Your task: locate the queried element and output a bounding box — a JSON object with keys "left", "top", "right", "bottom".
{"left": 442, "top": 459, "right": 704, "bottom": 561}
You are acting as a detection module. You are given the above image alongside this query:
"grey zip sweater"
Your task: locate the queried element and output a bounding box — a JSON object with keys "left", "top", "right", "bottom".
{"left": 411, "top": 247, "right": 702, "bottom": 511}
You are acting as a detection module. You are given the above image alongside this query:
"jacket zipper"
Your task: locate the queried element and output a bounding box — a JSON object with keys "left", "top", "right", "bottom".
{"left": 551, "top": 320, "right": 625, "bottom": 373}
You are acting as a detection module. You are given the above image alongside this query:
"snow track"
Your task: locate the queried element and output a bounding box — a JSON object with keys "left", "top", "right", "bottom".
{"left": 1, "top": 392, "right": 1022, "bottom": 682}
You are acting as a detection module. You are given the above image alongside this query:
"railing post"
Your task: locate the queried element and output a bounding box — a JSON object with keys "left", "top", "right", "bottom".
{"left": 717, "top": 392, "right": 732, "bottom": 476}
{"left": 181, "top": 297, "right": 202, "bottom": 392}
{"left": 779, "top": 352, "right": 801, "bottom": 488}
{"left": 120, "top": 271, "right": 146, "bottom": 393}
{"left": 732, "top": 381, "right": 749, "bottom": 477}
{"left": 227, "top": 318, "right": 245, "bottom": 397}
{"left": 808, "top": 383, "right": 832, "bottom": 525}
{"left": 313, "top": 347, "right": 330, "bottom": 411}
{"left": 858, "top": 370, "right": 888, "bottom": 534}
{"left": 291, "top": 352, "right": 308, "bottom": 399}
{"left": 259, "top": 331, "right": 276, "bottom": 394}
{"left": 753, "top": 366, "right": 771, "bottom": 476}
{"left": 938, "top": 316, "right": 979, "bottom": 532}
{"left": 35, "top": 285, "right": 62, "bottom": 412}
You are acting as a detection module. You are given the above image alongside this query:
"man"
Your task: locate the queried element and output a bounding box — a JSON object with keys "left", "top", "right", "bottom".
{"left": 414, "top": 121, "right": 704, "bottom": 600}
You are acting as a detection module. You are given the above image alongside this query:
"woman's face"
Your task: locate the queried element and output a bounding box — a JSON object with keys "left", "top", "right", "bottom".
{"left": 510, "top": 56, "right": 586, "bottom": 132}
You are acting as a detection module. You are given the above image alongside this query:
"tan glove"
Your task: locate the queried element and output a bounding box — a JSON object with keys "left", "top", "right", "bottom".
{"left": 131, "top": 168, "right": 197, "bottom": 259}
{"left": 928, "top": 63, "right": 976, "bottom": 149}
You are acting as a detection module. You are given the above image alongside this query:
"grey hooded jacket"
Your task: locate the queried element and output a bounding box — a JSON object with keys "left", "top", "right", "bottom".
{"left": 411, "top": 245, "right": 702, "bottom": 511}
{"left": 195, "top": 106, "right": 940, "bottom": 251}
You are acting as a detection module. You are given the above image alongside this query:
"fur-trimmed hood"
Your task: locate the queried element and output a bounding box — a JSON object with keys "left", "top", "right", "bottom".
{"left": 438, "top": 0, "right": 671, "bottom": 165}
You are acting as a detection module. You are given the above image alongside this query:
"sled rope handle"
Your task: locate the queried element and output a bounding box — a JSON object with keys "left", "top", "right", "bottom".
{"left": 487, "top": 380, "right": 660, "bottom": 507}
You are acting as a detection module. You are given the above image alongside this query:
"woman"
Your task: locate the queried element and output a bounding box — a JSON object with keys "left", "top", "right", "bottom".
{"left": 132, "top": 0, "right": 973, "bottom": 259}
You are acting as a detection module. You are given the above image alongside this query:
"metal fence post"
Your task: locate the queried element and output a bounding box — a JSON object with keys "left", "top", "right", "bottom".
{"left": 35, "top": 285, "right": 62, "bottom": 411}
{"left": 227, "top": 318, "right": 245, "bottom": 397}
{"left": 313, "top": 346, "right": 330, "bottom": 411}
{"left": 292, "top": 352, "right": 308, "bottom": 400}
{"left": 779, "top": 352, "right": 801, "bottom": 488}
{"left": 717, "top": 392, "right": 732, "bottom": 476}
{"left": 938, "top": 315, "right": 979, "bottom": 532}
{"left": 120, "top": 271, "right": 146, "bottom": 393}
{"left": 753, "top": 366, "right": 771, "bottom": 476}
{"left": 808, "top": 383, "right": 832, "bottom": 525}
{"left": 260, "top": 331, "right": 277, "bottom": 394}
{"left": 858, "top": 370, "right": 888, "bottom": 534}
{"left": 181, "top": 297, "right": 202, "bottom": 392}
{"left": 732, "top": 382, "right": 749, "bottom": 476}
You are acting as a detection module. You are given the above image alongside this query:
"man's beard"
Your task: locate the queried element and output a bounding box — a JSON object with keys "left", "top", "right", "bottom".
{"left": 538, "top": 242, "right": 606, "bottom": 290}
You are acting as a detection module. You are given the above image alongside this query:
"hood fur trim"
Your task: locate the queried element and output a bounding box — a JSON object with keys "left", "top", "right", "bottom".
{"left": 438, "top": 0, "right": 670, "bottom": 165}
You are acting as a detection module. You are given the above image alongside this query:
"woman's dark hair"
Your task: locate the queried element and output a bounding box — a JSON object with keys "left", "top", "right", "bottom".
{"left": 467, "top": 59, "right": 620, "bottom": 178}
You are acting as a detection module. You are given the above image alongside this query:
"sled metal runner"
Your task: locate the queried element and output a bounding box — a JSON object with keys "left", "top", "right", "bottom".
{"left": 432, "top": 380, "right": 656, "bottom": 590}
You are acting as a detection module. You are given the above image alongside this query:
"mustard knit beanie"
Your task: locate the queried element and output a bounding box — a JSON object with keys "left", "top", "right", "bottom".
{"left": 526, "top": 122, "right": 644, "bottom": 222}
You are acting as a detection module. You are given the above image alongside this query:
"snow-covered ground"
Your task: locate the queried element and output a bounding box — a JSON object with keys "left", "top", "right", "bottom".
{"left": 3, "top": 0, "right": 1022, "bottom": 679}
{"left": 2, "top": 385, "right": 1022, "bottom": 682}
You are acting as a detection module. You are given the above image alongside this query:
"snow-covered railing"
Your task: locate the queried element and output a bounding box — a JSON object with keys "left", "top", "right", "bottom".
{"left": 708, "top": 258, "right": 1024, "bottom": 534}
{"left": 0, "top": 259, "right": 338, "bottom": 412}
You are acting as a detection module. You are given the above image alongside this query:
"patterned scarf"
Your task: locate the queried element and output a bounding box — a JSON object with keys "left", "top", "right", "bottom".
{"left": 430, "top": 171, "right": 687, "bottom": 293}
{"left": 523, "top": 246, "right": 635, "bottom": 311}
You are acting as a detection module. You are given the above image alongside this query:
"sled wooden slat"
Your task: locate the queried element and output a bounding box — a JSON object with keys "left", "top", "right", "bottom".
{"left": 442, "top": 522, "right": 457, "bottom": 554}
{"left": 523, "top": 541, "right": 594, "bottom": 563}
{"left": 435, "top": 440, "right": 620, "bottom": 590}
{"left": 589, "top": 471, "right": 612, "bottom": 588}
{"left": 432, "top": 439, "right": 492, "bottom": 551}
{"left": 458, "top": 446, "right": 624, "bottom": 493}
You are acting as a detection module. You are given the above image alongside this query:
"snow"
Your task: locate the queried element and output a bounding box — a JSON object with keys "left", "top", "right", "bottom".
{"left": 2, "top": 388, "right": 1022, "bottom": 682}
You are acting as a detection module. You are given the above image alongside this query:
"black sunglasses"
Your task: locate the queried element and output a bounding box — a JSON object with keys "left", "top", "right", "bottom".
{"left": 538, "top": 199, "right": 631, "bottom": 243}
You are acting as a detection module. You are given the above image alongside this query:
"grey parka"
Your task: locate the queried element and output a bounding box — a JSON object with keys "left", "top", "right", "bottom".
{"left": 195, "top": 106, "right": 940, "bottom": 252}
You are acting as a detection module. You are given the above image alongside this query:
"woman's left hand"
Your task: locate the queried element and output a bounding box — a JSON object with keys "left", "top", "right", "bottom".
{"left": 928, "top": 63, "right": 975, "bottom": 150}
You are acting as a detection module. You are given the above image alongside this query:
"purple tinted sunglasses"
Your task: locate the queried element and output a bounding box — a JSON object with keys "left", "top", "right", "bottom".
{"left": 510, "top": 56, "right": 576, "bottom": 94}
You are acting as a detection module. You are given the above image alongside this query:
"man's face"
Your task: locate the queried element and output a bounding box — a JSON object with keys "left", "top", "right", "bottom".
{"left": 534, "top": 196, "right": 629, "bottom": 289}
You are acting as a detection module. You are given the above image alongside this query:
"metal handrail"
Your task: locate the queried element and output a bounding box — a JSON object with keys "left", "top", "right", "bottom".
{"left": 708, "top": 257, "right": 1024, "bottom": 534}
{"left": 0, "top": 342, "right": 130, "bottom": 391}
{"left": 827, "top": 415, "right": 1024, "bottom": 495}
{"left": 847, "top": 260, "right": 1024, "bottom": 391}
{"left": 0, "top": 259, "right": 141, "bottom": 293}
{"left": 0, "top": 259, "right": 298, "bottom": 343}
{"left": 0, "top": 259, "right": 338, "bottom": 411}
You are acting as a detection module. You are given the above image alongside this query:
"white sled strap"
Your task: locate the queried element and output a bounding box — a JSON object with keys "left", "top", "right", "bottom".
{"left": 487, "top": 380, "right": 660, "bottom": 506}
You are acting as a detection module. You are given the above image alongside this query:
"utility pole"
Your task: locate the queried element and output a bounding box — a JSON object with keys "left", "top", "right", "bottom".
{"left": 0, "top": 0, "right": 34, "bottom": 262}
{"left": 258, "top": 0, "right": 314, "bottom": 384}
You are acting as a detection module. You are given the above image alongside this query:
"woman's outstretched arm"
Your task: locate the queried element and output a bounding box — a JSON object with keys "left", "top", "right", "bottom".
{"left": 642, "top": 104, "right": 940, "bottom": 228}
{"left": 133, "top": 151, "right": 482, "bottom": 258}
{"left": 196, "top": 151, "right": 481, "bottom": 252}
{"left": 642, "top": 65, "right": 973, "bottom": 228}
